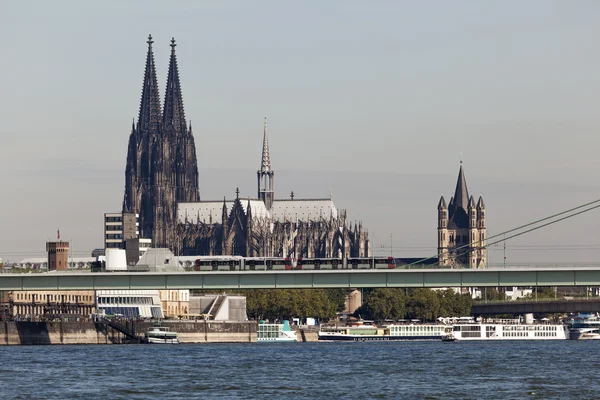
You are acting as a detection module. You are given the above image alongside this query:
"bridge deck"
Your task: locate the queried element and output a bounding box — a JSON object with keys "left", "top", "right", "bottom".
{"left": 1, "top": 267, "right": 600, "bottom": 290}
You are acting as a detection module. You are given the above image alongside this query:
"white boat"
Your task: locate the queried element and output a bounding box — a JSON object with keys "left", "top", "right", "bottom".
{"left": 567, "top": 314, "right": 600, "bottom": 340}
{"left": 318, "top": 324, "right": 452, "bottom": 341}
{"left": 257, "top": 320, "right": 297, "bottom": 342}
{"left": 569, "top": 327, "right": 600, "bottom": 340}
{"left": 451, "top": 323, "right": 569, "bottom": 340}
{"left": 144, "top": 326, "right": 179, "bottom": 344}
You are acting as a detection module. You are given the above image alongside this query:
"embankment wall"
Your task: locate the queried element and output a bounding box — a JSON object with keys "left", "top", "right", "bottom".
{"left": 0, "top": 321, "right": 256, "bottom": 345}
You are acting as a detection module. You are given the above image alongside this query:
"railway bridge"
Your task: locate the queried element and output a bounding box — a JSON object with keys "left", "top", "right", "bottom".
{"left": 1, "top": 266, "right": 600, "bottom": 290}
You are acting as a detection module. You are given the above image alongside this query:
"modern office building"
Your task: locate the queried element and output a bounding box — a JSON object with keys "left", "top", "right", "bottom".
{"left": 96, "top": 290, "right": 164, "bottom": 319}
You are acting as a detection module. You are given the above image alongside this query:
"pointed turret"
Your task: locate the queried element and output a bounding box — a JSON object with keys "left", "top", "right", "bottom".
{"left": 448, "top": 163, "right": 470, "bottom": 228}
{"left": 138, "top": 34, "right": 162, "bottom": 133}
{"left": 221, "top": 197, "right": 228, "bottom": 223}
{"left": 261, "top": 117, "right": 271, "bottom": 172}
{"left": 163, "top": 37, "right": 186, "bottom": 131}
{"left": 453, "top": 163, "right": 469, "bottom": 212}
{"left": 257, "top": 117, "right": 275, "bottom": 209}
{"left": 437, "top": 196, "right": 447, "bottom": 210}
{"left": 468, "top": 195, "right": 475, "bottom": 209}
{"left": 477, "top": 196, "right": 485, "bottom": 209}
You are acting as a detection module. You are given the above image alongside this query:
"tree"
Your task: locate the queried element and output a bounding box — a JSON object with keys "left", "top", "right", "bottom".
{"left": 354, "top": 288, "right": 406, "bottom": 321}
{"left": 437, "top": 289, "right": 473, "bottom": 317}
{"left": 245, "top": 289, "right": 339, "bottom": 322}
{"left": 481, "top": 288, "right": 507, "bottom": 301}
{"left": 406, "top": 289, "right": 441, "bottom": 322}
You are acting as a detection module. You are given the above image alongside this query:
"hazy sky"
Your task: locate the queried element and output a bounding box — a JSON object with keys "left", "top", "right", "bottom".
{"left": 1, "top": 1, "right": 600, "bottom": 263}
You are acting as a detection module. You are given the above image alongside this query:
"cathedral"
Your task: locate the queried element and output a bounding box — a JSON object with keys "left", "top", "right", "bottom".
{"left": 122, "top": 36, "right": 370, "bottom": 259}
{"left": 437, "top": 163, "right": 487, "bottom": 268}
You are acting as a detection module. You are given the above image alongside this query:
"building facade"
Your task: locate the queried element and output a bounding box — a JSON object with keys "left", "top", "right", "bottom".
{"left": 104, "top": 212, "right": 139, "bottom": 249}
{"left": 437, "top": 163, "right": 486, "bottom": 268}
{"left": 96, "top": 290, "right": 164, "bottom": 319}
{"left": 176, "top": 118, "right": 370, "bottom": 258}
{"left": 46, "top": 240, "right": 69, "bottom": 271}
{"left": 122, "top": 36, "right": 199, "bottom": 248}
{"left": 104, "top": 212, "right": 151, "bottom": 266}
{"left": 121, "top": 36, "right": 370, "bottom": 259}
{"left": 158, "top": 290, "right": 189, "bottom": 318}
{"left": 0, "top": 290, "right": 95, "bottom": 319}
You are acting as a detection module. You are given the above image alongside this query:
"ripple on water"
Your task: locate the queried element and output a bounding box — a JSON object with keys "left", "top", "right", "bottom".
{"left": 0, "top": 342, "right": 599, "bottom": 399}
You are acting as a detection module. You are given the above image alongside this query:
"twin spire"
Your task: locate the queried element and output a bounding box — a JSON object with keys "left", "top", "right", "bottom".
{"left": 137, "top": 34, "right": 187, "bottom": 134}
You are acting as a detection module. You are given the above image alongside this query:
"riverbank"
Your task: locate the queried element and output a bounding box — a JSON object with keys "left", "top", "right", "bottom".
{"left": 0, "top": 320, "right": 257, "bottom": 345}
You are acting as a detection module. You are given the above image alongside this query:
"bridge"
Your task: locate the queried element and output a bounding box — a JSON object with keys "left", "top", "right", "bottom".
{"left": 472, "top": 298, "right": 600, "bottom": 315}
{"left": 1, "top": 266, "right": 600, "bottom": 290}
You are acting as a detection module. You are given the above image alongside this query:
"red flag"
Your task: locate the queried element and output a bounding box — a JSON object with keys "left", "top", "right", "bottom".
{"left": 57, "top": 229, "right": 60, "bottom": 240}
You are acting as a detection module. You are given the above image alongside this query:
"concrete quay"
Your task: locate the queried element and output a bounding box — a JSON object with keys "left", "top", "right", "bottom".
{"left": 0, "top": 320, "right": 257, "bottom": 345}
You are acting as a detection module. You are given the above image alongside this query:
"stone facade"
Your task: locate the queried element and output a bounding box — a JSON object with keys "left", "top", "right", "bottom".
{"left": 158, "top": 290, "right": 190, "bottom": 318}
{"left": 176, "top": 119, "right": 370, "bottom": 258}
{"left": 0, "top": 290, "right": 96, "bottom": 319}
{"left": 122, "top": 36, "right": 199, "bottom": 248}
{"left": 437, "top": 163, "right": 487, "bottom": 268}
{"left": 122, "top": 36, "right": 369, "bottom": 259}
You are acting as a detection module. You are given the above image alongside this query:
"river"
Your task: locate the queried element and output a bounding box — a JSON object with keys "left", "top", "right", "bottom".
{"left": 1, "top": 341, "right": 598, "bottom": 399}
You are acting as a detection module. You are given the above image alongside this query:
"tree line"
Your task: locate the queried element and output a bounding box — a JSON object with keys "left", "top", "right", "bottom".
{"left": 355, "top": 288, "right": 473, "bottom": 322}
{"left": 192, "top": 288, "right": 472, "bottom": 322}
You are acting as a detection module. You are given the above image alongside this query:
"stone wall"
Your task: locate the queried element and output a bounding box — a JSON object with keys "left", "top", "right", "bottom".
{"left": 0, "top": 320, "right": 257, "bottom": 345}
{"left": 1, "top": 322, "right": 105, "bottom": 345}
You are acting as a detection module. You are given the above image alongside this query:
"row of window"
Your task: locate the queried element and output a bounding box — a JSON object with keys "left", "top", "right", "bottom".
{"left": 97, "top": 296, "right": 153, "bottom": 305}
{"left": 390, "top": 326, "right": 446, "bottom": 334}
{"left": 14, "top": 293, "right": 93, "bottom": 302}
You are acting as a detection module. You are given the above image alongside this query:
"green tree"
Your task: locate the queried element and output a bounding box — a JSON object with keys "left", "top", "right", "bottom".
{"left": 481, "top": 288, "right": 507, "bottom": 301}
{"left": 406, "top": 289, "right": 441, "bottom": 322}
{"left": 245, "top": 289, "right": 339, "bottom": 322}
{"left": 354, "top": 288, "right": 406, "bottom": 321}
{"left": 437, "top": 289, "right": 473, "bottom": 317}
{"left": 523, "top": 287, "right": 561, "bottom": 300}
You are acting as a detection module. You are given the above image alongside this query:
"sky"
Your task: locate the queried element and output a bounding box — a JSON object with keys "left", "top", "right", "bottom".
{"left": 1, "top": 1, "right": 600, "bottom": 263}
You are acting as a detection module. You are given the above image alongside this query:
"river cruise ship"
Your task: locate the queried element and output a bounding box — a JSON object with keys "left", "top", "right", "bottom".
{"left": 144, "top": 326, "right": 179, "bottom": 344}
{"left": 318, "top": 324, "right": 452, "bottom": 341}
{"left": 450, "top": 323, "right": 568, "bottom": 340}
{"left": 257, "top": 320, "right": 297, "bottom": 342}
{"left": 566, "top": 314, "right": 600, "bottom": 340}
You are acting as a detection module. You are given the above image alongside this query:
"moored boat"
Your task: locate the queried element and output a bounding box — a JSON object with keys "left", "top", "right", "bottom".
{"left": 451, "top": 323, "right": 568, "bottom": 340}
{"left": 567, "top": 314, "right": 600, "bottom": 340}
{"left": 569, "top": 327, "right": 600, "bottom": 340}
{"left": 318, "top": 323, "right": 452, "bottom": 341}
{"left": 145, "top": 326, "right": 179, "bottom": 344}
{"left": 257, "top": 320, "right": 297, "bottom": 342}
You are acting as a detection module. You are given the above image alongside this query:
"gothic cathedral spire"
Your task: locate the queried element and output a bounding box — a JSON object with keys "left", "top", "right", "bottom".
{"left": 257, "top": 117, "right": 275, "bottom": 209}
{"left": 162, "top": 37, "right": 200, "bottom": 204}
{"left": 163, "top": 37, "right": 186, "bottom": 131}
{"left": 261, "top": 117, "right": 271, "bottom": 172}
{"left": 124, "top": 35, "right": 199, "bottom": 248}
{"left": 138, "top": 34, "right": 162, "bottom": 134}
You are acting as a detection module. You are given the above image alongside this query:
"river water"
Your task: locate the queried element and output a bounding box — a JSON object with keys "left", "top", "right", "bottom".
{"left": 1, "top": 341, "right": 598, "bottom": 399}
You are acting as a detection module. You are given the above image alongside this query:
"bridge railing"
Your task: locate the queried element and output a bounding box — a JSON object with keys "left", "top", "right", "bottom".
{"left": 473, "top": 297, "right": 600, "bottom": 306}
